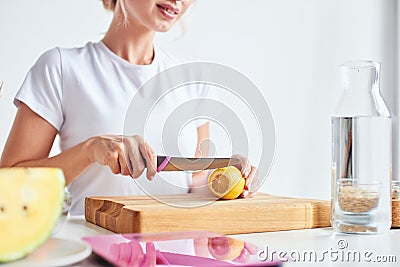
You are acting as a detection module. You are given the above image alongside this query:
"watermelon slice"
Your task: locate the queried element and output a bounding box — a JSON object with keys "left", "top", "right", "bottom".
{"left": 0, "top": 168, "right": 65, "bottom": 262}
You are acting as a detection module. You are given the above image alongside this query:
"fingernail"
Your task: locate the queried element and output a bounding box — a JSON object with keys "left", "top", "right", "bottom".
{"left": 149, "top": 175, "right": 154, "bottom": 181}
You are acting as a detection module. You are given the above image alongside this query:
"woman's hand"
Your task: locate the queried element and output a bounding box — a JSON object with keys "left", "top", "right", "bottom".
{"left": 88, "top": 135, "right": 157, "bottom": 180}
{"left": 232, "top": 154, "right": 258, "bottom": 198}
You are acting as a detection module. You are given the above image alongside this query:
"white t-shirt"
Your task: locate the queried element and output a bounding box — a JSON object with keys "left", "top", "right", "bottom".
{"left": 15, "top": 41, "right": 212, "bottom": 215}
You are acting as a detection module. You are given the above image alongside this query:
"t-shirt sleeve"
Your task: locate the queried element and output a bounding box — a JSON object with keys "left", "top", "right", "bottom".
{"left": 14, "top": 48, "right": 64, "bottom": 131}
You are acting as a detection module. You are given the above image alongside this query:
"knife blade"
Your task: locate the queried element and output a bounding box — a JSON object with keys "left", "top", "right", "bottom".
{"left": 156, "top": 156, "right": 240, "bottom": 172}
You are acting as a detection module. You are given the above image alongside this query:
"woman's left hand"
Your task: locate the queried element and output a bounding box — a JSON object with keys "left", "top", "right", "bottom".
{"left": 232, "top": 154, "right": 257, "bottom": 198}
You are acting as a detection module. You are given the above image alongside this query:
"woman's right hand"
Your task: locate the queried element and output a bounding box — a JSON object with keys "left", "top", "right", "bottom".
{"left": 87, "top": 135, "right": 157, "bottom": 180}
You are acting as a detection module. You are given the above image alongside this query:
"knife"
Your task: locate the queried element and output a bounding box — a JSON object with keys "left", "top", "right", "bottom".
{"left": 156, "top": 156, "right": 240, "bottom": 172}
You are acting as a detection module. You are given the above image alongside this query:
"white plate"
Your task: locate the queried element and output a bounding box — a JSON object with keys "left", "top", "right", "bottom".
{"left": 2, "top": 238, "right": 92, "bottom": 267}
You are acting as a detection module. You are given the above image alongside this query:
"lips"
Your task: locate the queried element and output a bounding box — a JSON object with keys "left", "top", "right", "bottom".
{"left": 156, "top": 3, "right": 180, "bottom": 19}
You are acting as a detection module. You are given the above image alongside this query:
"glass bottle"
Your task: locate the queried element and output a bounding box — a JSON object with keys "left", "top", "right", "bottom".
{"left": 331, "top": 60, "right": 392, "bottom": 234}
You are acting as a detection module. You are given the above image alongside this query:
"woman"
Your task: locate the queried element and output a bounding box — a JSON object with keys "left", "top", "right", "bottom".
{"left": 0, "top": 0, "right": 256, "bottom": 215}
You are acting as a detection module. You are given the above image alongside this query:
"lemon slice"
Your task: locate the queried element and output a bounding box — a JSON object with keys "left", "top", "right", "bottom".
{"left": 208, "top": 166, "right": 245, "bottom": 200}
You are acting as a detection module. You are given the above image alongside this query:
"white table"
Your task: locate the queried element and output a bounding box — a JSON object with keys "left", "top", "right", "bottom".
{"left": 52, "top": 216, "right": 400, "bottom": 266}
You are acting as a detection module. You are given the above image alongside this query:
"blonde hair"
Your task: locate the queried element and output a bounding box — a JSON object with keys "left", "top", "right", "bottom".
{"left": 101, "top": 0, "right": 129, "bottom": 26}
{"left": 101, "top": 0, "right": 117, "bottom": 11}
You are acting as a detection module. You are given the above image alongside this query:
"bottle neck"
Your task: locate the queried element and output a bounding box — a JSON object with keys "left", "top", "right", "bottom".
{"left": 342, "top": 66, "right": 378, "bottom": 95}
{"left": 334, "top": 60, "right": 390, "bottom": 117}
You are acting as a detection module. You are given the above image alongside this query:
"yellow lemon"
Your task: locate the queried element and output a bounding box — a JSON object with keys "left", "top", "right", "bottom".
{"left": 208, "top": 166, "right": 245, "bottom": 200}
{"left": 208, "top": 237, "right": 245, "bottom": 260}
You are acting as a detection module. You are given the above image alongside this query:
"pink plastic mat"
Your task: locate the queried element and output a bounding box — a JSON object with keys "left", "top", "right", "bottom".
{"left": 82, "top": 231, "right": 282, "bottom": 267}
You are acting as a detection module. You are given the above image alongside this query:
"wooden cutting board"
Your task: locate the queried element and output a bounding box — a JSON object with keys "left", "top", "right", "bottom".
{"left": 85, "top": 193, "right": 331, "bottom": 235}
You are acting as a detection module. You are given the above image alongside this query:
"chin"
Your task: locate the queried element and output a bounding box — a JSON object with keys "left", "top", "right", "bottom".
{"left": 153, "top": 22, "right": 175, "bottom": 32}
{"left": 155, "top": 28, "right": 171, "bottom": 33}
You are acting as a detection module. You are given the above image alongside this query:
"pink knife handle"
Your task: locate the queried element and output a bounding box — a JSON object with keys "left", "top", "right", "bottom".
{"left": 157, "top": 156, "right": 171, "bottom": 172}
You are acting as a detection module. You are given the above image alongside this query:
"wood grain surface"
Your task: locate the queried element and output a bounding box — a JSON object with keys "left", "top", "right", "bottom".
{"left": 85, "top": 193, "right": 332, "bottom": 234}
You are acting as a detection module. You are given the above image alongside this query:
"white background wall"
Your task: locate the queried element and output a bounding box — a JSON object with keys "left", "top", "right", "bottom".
{"left": 0, "top": 0, "right": 398, "bottom": 200}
